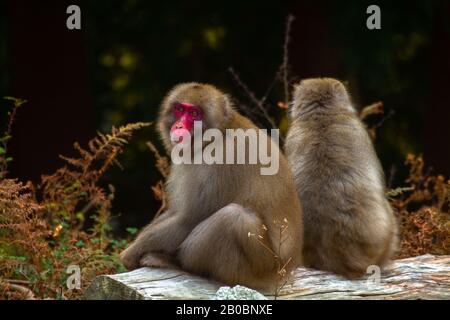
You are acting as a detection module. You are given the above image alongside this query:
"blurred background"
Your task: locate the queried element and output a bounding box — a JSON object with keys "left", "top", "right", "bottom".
{"left": 1, "top": 0, "right": 449, "bottom": 234}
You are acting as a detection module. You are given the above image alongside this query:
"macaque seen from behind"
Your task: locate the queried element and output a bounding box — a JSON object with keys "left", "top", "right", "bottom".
{"left": 120, "top": 82, "right": 303, "bottom": 289}
{"left": 285, "top": 78, "right": 398, "bottom": 279}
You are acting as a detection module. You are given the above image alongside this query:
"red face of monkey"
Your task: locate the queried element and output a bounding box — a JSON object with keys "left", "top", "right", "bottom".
{"left": 170, "top": 103, "right": 204, "bottom": 144}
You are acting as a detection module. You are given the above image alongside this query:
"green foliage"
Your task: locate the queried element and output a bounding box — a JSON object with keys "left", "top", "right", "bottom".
{"left": 126, "top": 227, "right": 138, "bottom": 235}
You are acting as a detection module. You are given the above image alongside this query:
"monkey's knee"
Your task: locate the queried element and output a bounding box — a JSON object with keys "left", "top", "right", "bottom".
{"left": 177, "top": 203, "right": 273, "bottom": 286}
{"left": 216, "top": 203, "right": 260, "bottom": 225}
{"left": 179, "top": 203, "right": 260, "bottom": 256}
{"left": 208, "top": 203, "right": 265, "bottom": 243}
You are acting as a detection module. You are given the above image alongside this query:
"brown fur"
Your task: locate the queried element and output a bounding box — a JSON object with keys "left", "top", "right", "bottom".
{"left": 285, "top": 78, "right": 398, "bottom": 278}
{"left": 120, "top": 82, "right": 303, "bottom": 289}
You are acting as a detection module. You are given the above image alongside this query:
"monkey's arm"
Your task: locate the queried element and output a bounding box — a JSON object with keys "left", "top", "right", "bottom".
{"left": 120, "top": 211, "right": 190, "bottom": 270}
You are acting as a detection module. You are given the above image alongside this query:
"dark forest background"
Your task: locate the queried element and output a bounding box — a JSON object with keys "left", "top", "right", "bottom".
{"left": 1, "top": 0, "right": 449, "bottom": 234}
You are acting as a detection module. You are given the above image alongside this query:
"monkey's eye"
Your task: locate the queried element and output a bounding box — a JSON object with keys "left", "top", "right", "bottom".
{"left": 190, "top": 110, "right": 199, "bottom": 117}
{"left": 174, "top": 104, "right": 185, "bottom": 112}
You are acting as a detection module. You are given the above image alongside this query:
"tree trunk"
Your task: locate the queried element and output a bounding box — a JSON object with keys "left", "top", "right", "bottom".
{"left": 85, "top": 254, "right": 450, "bottom": 300}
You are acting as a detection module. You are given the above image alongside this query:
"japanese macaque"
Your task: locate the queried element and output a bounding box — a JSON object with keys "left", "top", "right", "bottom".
{"left": 285, "top": 78, "right": 398, "bottom": 279}
{"left": 120, "top": 82, "right": 303, "bottom": 289}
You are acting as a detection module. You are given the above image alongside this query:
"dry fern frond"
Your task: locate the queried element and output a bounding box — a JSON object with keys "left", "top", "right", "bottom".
{"left": 0, "top": 122, "right": 148, "bottom": 299}
{"left": 359, "top": 101, "right": 384, "bottom": 121}
{"left": 146, "top": 141, "right": 170, "bottom": 178}
{"left": 0, "top": 179, "right": 49, "bottom": 275}
{"left": 397, "top": 207, "right": 450, "bottom": 258}
{"left": 41, "top": 122, "right": 150, "bottom": 230}
{"left": 60, "top": 122, "right": 151, "bottom": 177}
{"left": 386, "top": 186, "right": 415, "bottom": 199}
{"left": 359, "top": 101, "right": 394, "bottom": 141}
{"left": 146, "top": 141, "right": 170, "bottom": 220}
{"left": 390, "top": 154, "right": 450, "bottom": 258}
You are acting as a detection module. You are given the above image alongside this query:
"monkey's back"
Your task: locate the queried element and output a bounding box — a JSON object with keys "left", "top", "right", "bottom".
{"left": 286, "top": 109, "right": 398, "bottom": 278}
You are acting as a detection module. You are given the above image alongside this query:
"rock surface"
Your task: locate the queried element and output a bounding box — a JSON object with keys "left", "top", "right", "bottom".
{"left": 213, "top": 285, "right": 268, "bottom": 300}
{"left": 84, "top": 254, "right": 450, "bottom": 300}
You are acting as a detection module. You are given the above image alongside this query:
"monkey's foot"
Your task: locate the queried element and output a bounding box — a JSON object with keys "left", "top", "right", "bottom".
{"left": 119, "top": 248, "right": 140, "bottom": 271}
{"left": 140, "top": 253, "right": 177, "bottom": 269}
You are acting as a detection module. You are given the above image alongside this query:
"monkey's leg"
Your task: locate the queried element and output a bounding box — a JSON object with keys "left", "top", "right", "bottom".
{"left": 120, "top": 211, "right": 190, "bottom": 270}
{"left": 177, "top": 203, "right": 276, "bottom": 288}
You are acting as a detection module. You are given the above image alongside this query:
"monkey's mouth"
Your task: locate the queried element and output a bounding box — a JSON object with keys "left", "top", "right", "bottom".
{"left": 172, "top": 136, "right": 183, "bottom": 144}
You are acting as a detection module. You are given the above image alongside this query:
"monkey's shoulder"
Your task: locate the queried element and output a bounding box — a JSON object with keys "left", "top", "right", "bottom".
{"left": 228, "top": 111, "right": 260, "bottom": 130}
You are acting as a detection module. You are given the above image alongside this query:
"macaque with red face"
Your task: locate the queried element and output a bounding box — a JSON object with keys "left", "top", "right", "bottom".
{"left": 120, "top": 83, "right": 303, "bottom": 289}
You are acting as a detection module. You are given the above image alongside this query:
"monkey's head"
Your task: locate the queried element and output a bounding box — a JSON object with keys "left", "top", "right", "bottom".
{"left": 289, "top": 78, "right": 354, "bottom": 119}
{"left": 158, "top": 82, "right": 233, "bottom": 151}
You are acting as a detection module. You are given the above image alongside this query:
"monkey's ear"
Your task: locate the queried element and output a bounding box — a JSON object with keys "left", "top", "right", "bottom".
{"left": 330, "top": 80, "right": 349, "bottom": 101}
{"left": 330, "top": 81, "right": 356, "bottom": 113}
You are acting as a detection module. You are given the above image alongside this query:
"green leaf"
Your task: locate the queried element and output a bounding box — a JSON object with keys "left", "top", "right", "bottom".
{"left": 0, "top": 147, "right": 5, "bottom": 155}
{"left": 126, "top": 227, "right": 138, "bottom": 235}
{"left": 76, "top": 212, "right": 85, "bottom": 222}
{"left": 4, "top": 96, "right": 27, "bottom": 107}
{"left": 40, "top": 269, "right": 51, "bottom": 280}
{"left": 75, "top": 240, "right": 85, "bottom": 247}
{"left": 8, "top": 255, "right": 27, "bottom": 262}
{"left": 0, "top": 135, "right": 12, "bottom": 143}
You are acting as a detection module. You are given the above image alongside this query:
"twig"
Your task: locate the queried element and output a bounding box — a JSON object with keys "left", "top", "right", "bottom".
{"left": 228, "top": 67, "right": 277, "bottom": 129}
{"left": 388, "top": 165, "right": 397, "bottom": 189}
{"left": 3, "top": 97, "right": 26, "bottom": 138}
{"left": 249, "top": 219, "right": 292, "bottom": 300}
{"left": 282, "top": 15, "right": 295, "bottom": 105}
{"left": 3, "top": 279, "right": 30, "bottom": 285}
{"left": 4, "top": 282, "right": 36, "bottom": 300}
{"left": 372, "top": 109, "right": 395, "bottom": 130}
{"left": 260, "top": 66, "right": 283, "bottom": 107}
{"left": 1, "top": 97, "right": 27, "bottom": 175}
{"left": 228, "top": 67, "right": 265, "bottom": 113}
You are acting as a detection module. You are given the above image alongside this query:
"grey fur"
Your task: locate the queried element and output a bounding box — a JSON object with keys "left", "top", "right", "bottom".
{"left": 285, "top": 78, "right": 399, "bottom": 278}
